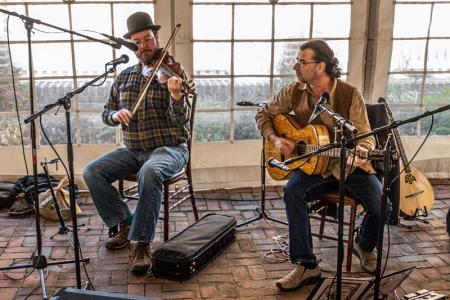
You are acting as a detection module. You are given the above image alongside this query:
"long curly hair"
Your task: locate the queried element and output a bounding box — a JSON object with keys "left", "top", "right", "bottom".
{"left": 300, "top": 39, "right": 342, "bottom": 78}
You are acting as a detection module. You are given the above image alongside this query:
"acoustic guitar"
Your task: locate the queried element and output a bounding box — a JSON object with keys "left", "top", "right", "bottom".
{"left": 264, "top": 114, "right": 383, "bottom": 180}
{"left": 382, "top": 101, "right": 434, "bottom": 217}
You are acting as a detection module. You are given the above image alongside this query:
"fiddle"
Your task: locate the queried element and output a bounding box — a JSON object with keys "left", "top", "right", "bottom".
{"left": 141, "top": 48, "right": 195, "bottom": 95}
{"left": 131, "top": 24, "right": 194, "bottom": 117}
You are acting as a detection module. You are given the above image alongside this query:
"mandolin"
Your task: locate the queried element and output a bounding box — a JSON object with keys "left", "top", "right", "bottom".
{"left": 381, "top": 100, "right": 434, "bottom": 217}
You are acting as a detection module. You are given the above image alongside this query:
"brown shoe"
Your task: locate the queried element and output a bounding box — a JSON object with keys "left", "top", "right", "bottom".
{"left": 105, "top": 224, "right": 130, "bottom": 250}
{"left": 130, "top": 244, "right": 151, "bottom": 275}
{"left": 353, "top": 238, "right": 377, "bottom": 274}
{"left": 276, "top": 264, "right": 321, "bottom": 291}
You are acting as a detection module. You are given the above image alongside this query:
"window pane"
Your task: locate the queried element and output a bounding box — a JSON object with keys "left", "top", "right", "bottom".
{"left": 234, "top": 77, "right": 270, "bottom": 106}
{"left": 194, "top": 78, "right": 230, "bottom": 110}
{"left": 40, "top": 113, "right": 76, "bottom": 145}
{"left": 0, "top": 115, "right": 30, "bottom": 146}
{"left": 390, "top": 106, "right": 419, "bottom": 136}
{"left": 390, "top": 40, "right": 426, "bottom": 72}
{"left": 194, "top": 112, "right": 230, "bottom": 142}
{"left": 113, "top": 4, "right": 154, "bottom": 38}
{"left": 194, "top": 42, "right": 231, "bottom": 76}
{"left": 273, "top": 76, "right": 296, "bottom": 95}
{"left": 427, "top": 39, "right": 450, "bottom": 72}
{"left": 0, "top": 5, "right": 27, "bottom": 41}
{"left": 274, "top": 42, "right": 299, "bottom": 75}
{"left": 275, "top": 5, "right": 310, "bottom": 39}
{"left": 424, "top": 74, "right": 450, "bottom": 105}
{"left": 0, "top": 79, "right": 30, "bottom": 112}
{"left": 193, "top": 5, "right": 231, "bottom": 40}
{"left": 34, "top": 43, "right": 73, "bottom": 77}
{"left": 28, "top": 5, "right": 71, "bottom": 41}
{"left": 313, "top": 5, "right": 350, "bottom": 38}
{"left": 35, "top": 79, "right": 74, "bottom": 109}
{"left": 234, "top": 111, "right": 260, "bottom": 140}
{"left": 80, "top": 113, "right": 115, "bottom": 144}
{"left": 421, "top": 109, "right": 450, "bottom": 135}
{"left": 387, "top": 74, "right": 423, "bottom": 105}
{"left": 74, "top": 42, "right": 114, "bottom": 75}
{"left": 234, "top": 5, "right": 272, "bottom": 39}
{"left": 72, "top": 4, "right": 111, "bottom": 35}
{"left": 8, "top": 44, "right": 31, "bottom": 78}
{"left": 430, "top": 4, "right": 450, "bottom": 37}
{"left": 393, "top": 4, "right": 431, "bottom": 38}
{"left": 234, "top": 42, "right": 271, "bottom": 75}
{"left": 78, "top": 79, "right": 112, "bottom": 110}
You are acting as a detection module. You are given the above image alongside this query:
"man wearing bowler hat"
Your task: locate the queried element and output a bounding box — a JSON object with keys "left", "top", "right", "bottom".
{"left": 83, "top": 12, "right": 190, "bottom": 275}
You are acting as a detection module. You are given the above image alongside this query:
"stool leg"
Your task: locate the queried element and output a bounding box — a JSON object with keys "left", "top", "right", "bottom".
{"left": 163, "top": 184, "right": 169, "bottom": 241}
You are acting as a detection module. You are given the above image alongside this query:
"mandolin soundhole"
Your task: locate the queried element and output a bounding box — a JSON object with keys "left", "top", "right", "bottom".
{"left": 296, "top": 142, "right": 307, "bottom": 156}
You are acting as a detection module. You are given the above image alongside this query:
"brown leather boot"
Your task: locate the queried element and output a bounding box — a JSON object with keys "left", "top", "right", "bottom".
{"left": 130, "top": 243, "right": 151, "bottom": 275}
{"left": 105, "top": 224, "right": 130, "bottom": 250}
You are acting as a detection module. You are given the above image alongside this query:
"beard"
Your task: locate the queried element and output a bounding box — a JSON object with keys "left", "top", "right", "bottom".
{"left": 138, "top": 49, "right": 157, "bottom": 65}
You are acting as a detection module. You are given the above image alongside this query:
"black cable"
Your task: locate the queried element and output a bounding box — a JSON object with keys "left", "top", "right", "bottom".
{"left": 6, "top": 15, "right": 29, "bottom": 175}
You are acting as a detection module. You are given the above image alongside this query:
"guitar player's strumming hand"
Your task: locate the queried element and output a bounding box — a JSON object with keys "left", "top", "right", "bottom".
{"left": 268, "top": 134, "right": 295, "bottom": 157}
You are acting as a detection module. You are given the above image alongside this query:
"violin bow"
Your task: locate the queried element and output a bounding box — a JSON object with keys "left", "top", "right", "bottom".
{"left": 130, "top": 24, "right": 181, "bottom": 118}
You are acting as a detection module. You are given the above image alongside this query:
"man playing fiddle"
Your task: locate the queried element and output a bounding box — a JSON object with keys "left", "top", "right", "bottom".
{"left": 82, "top": 11, "right": 190, "bottom": 275}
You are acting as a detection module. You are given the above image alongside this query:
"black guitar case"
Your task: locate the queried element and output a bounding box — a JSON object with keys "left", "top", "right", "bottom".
{"left": 151, "top": 213, "right": 236, "bottom": 281}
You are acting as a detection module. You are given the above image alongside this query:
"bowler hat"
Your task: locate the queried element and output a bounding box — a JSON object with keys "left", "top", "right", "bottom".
{"left": 123, "top": 12, "right": 161, "bottom": 39}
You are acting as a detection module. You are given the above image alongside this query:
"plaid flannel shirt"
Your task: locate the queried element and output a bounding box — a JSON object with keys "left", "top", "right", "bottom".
{"left": 102, "top": 63, "right": 190, "bottom": 150}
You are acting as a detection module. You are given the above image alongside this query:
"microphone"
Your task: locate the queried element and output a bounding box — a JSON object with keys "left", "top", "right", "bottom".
{"left": 236, "top": 101, "right": 264, "bottom": 107}
{"left": 308, "top": 92, "right": 330, "bottom": 124}
{"left": 268, "top": 158, "right": 291, "bottom": 172}
{"left": 101, "top": 33, "right": 138, "bottom": 51}
{"left": 106, "top": 54, "right": 129, "bottom": 67}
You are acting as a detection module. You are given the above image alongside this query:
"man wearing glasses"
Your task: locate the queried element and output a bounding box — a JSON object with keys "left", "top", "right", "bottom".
{"left": 255, "top": 39, "right": 385, "bottom": 291}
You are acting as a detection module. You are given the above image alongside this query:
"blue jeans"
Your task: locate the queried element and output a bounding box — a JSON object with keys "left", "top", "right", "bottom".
{"left": 82, "top": 145, "right": 188, "bottom": 243}
{"left": 284, "top": 168, "right": 387, "bottom": 265}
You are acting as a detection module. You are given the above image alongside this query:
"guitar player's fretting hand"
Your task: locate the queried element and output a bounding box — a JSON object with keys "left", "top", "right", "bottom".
{"left": 346, "top": 145, "right": 368, "bottom": 168}
{"left": 268, "top": 134, "right": 295, "bottom": 156}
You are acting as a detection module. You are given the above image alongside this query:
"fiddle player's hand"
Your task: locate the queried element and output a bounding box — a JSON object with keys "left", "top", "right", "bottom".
{"left": 167, "top": 76, "right": 183, "bottom": 101}
{"left": 268, "top": 134, "right": 295, "bottom": 157}
{"left": 347, "top": 145, "right": 368, "bottom": 168}
{"left": 112, "top": 108, "right": 132, "bottom": 126}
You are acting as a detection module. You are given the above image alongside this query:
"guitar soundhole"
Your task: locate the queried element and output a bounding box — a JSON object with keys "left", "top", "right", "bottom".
{"left": 296, "top": 142, "right": 306, "bottom": 156}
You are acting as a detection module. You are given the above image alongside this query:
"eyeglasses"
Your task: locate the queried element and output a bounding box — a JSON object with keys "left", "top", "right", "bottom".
{"left": 295, "top": 58, "right": 319, "bottom": 66}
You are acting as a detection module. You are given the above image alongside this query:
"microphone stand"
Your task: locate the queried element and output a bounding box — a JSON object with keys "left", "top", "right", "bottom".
{"left": 0, "top": 8, "right": 123, "bottom": 296}
{"left": 269, "top": 103, "right": 450, "bottom": 299}
{"left": 235, "top": 102, "right": 288, "bottom": 228}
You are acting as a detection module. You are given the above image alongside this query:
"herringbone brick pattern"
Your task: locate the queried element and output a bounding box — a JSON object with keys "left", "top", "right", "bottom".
{"left": 0, "top": 179, "right": 449, "bottom": 299}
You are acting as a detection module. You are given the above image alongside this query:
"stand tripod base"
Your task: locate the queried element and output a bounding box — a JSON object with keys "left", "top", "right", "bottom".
{"left": 237, "top": 207, "right": 288, "bottom": 228}
{"left": 0, "top": 257, "right": 90, "bottom": 271}
{"left": 307, "top": 267, "right": 414, "bottom": 300}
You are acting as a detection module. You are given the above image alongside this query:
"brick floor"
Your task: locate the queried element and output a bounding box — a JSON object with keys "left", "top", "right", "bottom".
{"left": 0, "top": 180, "right": 449, "bottom": 299}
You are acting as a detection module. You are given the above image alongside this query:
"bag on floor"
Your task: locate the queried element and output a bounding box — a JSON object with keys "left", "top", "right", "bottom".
{"left": 39, "top": 177, "right": 82, "bottom": 221}
{"left": 151, "top": 213, "right": 236, "bottom": 281}
{"left": 0, "top": 180, "right": 17, "bottom": 209}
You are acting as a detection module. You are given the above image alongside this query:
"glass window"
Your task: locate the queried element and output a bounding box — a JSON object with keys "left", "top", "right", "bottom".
{"left": 0, "top": 1, "right": 154, "bottom": 148}
{"left": 389, "top": 2, "right": 450, "bottom": 136}
{"left": 192, "top": 1, "right": 351, "bottom": 141}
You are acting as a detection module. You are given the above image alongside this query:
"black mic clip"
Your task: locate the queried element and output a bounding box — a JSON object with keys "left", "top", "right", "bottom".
{"left": 309, "top": 92, "right": 330, "bottom": 124}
